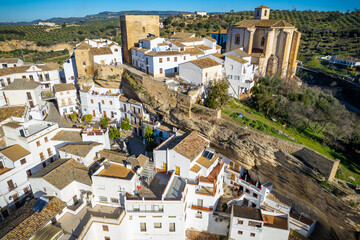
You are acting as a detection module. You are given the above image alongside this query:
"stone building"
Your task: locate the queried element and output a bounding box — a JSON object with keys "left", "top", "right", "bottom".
{"left": 120, "top": 15, "right": 160, "bottom": 64}
{"left": 225, "top": 6, "right": 301, "bottom": 79}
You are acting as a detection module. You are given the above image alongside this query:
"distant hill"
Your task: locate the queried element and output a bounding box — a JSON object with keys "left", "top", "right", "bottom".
{"left": 0, "top": 10, "right": 192, "bottom": 26}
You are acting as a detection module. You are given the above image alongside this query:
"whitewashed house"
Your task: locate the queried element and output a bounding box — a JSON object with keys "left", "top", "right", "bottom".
{"left": 62, "top": 54, "right": 78, "bottom": 85}
{"left": 1, "top": 78, "right": 49, "bottom": 120}
{"left": 0, "top": 58, "right": 24, "bottom": 69}
{"left": 38, "top": 22, "right": 56, "bottom": 27}
{"left": 195, "top": 11, "right": 207, "bottom": 16}
{"left": 2, "top": 120, "right": 60, "bottom": 174}
{"left": 0, "top": 144, "right": 33, "bottom": 219}
{"left": 179, "top": 57, "right": 223, "bottom": 97}
{"left": 223, "top": 48, "right": 258, "bottom": 97}
{"left": 131, "top": 34, "right": 220, "bottom": 77}
{"left": 0, "top": 63, "right": 61, "bottom": 94}
{"left": 81, "top": 127, "right": 111, "bottom": 150}
{"left": 58, "top": 142, "right": 103, "bottom": 167}
{"left": 29, "top": 158, "right": 92, "bottom": 207}
{"left": 54, "top": 83, "right": 78, "bottom": 115}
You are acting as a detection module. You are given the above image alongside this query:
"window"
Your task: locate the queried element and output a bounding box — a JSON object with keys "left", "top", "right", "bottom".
{"left": 160, "top": 68, "right": 163, "bottom": 74}
{"left": 230, "top": 65, "right": 233, "bottom": 70}
{"left": 235, "top": 34, "right": 240, "bottom": 45}
{"left": 245, "top": 188, "right": 250, "bottom": 194}
{"left": 0, "top": 79, "right": 5, "bottom": 87}
{"left": 7, "top": 180, "right": 15, "bottom": 191}
{"left": 109, "top": 100, "right": 113, "bottom": 105}
{"left": 205, "top": 72, "right": 208, "bottom": 77}
{"left": 175, "top": 166, "right": 180, "bottom": 175}
{"left": 238, "top": 220, "right": 243, "bottom": 225}
{"left": 101, "top": 100, "right": 105, "bottom": 104}
{"left": 115, "top": 48, "right": 119, "bottom": 52}
{"left": 184, "top": 56, "right": 186, "bottom": 60}
{"left": 93, "top": 110, "right": 96, "bottom": 116}
{"left": 159, "top": 58, "right": 163, "bottom": 63}
{"left": 104, "top": 237, "right": 110, "bottom": 240}
{"left": 169, "top": 223, "right": 175, "bottom": 232}
{"left": 264, "top": 10, "right": 267, "bottom": 16}
{"left": 45, "top": 74, "right": 50, "bottom": 81}
{"left": 26, "top": 92, "right": 32, "bottom": 100}
{"left": 142, "top": 27, "right": 146, "bottom": 33}
{"left": 44, "top": 137, "right": 48, "bottom": 142}
{"left": 238, "top": 231, "right": 243, "bottom": 235}
{"left": 29, "top": 75, "right": 33, "bottom": 80}
{"left": 83, "top": 61, "right": 86, "bottom": 66}
{"left": 154, "top": 222, "right": 162, "bottom": 228}
{"left": 91, "top": 99, "right": 94, "bottom": 104}
{"left": 250, "top": 233, "right": 255, "bottom": 237}
{"left": 47, "top": 148, "right": 52, "bottom": 156}
{"left": 167, "top": 57, "right": 170, "bottom": 62}
{"left": 243, "top": 68, "right": 246, "bottom": 74}
{"left": 257, "top": 10, "right": 260, "bottom": 16}
{"left": 140, "top": 222, "right": 146, "bottom": 232}
{"left": 174, "top": 57, "right": 177, "bottom": 62}
{"left": 234, "top": 75, "right": 240, "bottom": 80}
{"left": 20, "top": 159, "right": 26, "bottom": 165}
{"left": 197, "top": 199, "right": 203, "bottom": 207}
{"left": 111, "top": 198, "right": 119, "bottom": 203}
{"left": 6, "top": 78, "right": 11, "bottom": 84}
{"left": 228, "top": 75, "right": 233, "bottom": 79}
{"left": 253, "top": 193, "right": 258, "bottom": 198}
{"left": 102, "top": 225, "right": 109, "bottom": 231}
{"left": 261, "top": 36, "right": 265, "bottom": 47}
{"left": 22, "top": 75, "right": 26, "bottom": 79}
{"left": 0, "top": 161, "right": 4, "bottom": 169}
{"left": 99, "top": 196, "right": 107, "bottom": 202}
{"left": 248, "top": 221, "right": 262, "bottom": 227}
{"left": 68, "top": 98, "right": 72, "bottom": 104}
{"left": 36, "top": 141, "right": 41, "bottom": 147}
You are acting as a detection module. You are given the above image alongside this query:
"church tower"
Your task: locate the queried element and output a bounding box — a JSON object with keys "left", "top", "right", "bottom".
{"left": 254, "top": 5, "right": 270, "bottom": 20}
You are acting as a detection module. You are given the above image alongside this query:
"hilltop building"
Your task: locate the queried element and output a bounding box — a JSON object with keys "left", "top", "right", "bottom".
{"left": 0, "top": 58, "right": 24, "bottom": 69}
{"left": 226, "top": 6, "right": 301, "bottom": 79}
{"left": 195, "top": 11, "right": 207, "bottom": 16}
{"left": 120, "top": 15, "right": 160, "bottom": 64}
{"left": 320, "top": 55, "right": 360, "bottom": 67}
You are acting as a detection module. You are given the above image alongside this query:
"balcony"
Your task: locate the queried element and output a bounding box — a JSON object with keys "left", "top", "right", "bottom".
{"left": 191, "top": 205, "right": 213, "bottom": 213}
{"left": 127, "top": 207, "right": 164, "bottom": 213}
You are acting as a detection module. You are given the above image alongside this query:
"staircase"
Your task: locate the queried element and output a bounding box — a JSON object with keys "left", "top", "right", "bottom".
{"left": 138, "top": 161, "right": 155, "bottom": 186}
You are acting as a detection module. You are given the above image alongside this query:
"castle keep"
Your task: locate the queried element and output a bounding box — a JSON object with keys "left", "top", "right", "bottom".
{"left": 226, "top": 6, "right": 301, "bottom": 79}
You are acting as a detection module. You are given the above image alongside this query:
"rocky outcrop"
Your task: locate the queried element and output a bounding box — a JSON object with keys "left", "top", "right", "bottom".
{"left": 0, "top": 40, "right": 74, "bottom": 52}
{"left": 118, "top": 73, "right": 360, "bottom": 240}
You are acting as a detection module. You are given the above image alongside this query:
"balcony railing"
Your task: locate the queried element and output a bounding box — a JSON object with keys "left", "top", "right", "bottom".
{"left": 127, "top": 208, "right": 164, "bottom": 213}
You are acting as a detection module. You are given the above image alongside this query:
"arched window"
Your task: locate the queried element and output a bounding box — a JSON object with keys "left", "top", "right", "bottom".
{"left": 235, "top": 34, "right": 240, "bottom": 45}
{"left": 261, "top": 36, "right": 265, "bottom": 47}
{"left": 142, "top": 27, "right": 146, "bottom": 33}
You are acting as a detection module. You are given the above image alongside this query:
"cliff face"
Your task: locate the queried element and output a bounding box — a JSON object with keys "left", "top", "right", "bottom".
{"left": 0, "top": 40, "right": 73, "bottom": 52}
{"left": 119, "top": 72, "right": 360, "bottom": 240}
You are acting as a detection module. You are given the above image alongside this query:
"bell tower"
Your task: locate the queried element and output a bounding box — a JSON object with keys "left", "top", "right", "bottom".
{"left": 254, "top": 5, "right": 270, "bottom": 20}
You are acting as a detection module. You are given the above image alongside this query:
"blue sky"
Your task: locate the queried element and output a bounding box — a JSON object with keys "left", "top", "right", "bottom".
{"left": 0, "top": 0, "right": 359, "bottom": 22}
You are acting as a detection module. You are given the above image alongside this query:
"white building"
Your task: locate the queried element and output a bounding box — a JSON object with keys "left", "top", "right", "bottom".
{"left": 29, "top": 158, "right": 92, "bottom": 207}
{"left": 320, "top": 55, "right": 360, "bottom": 67}
{"left": 179, "top": 57, "right": 223, "bottom": 97}
{"left": 38, "top": 22, "right": 56, "bottom": 27}
{"left": 62, "top": 55, "right": 78, "bottom": 85}
{"left": 0, "top": 63, "right": 61, "bottom": 94}
{"left": 131, "top": 34, "right": 220, "bottom": 77}
{"left": 0, "top": 58, "right": 24, "bottom": 69}
{"left": 2, "top": 120, "right": 60, "bottom": 174}
{"left": 1, "top": 78, "right": 49, "bottom": 120}
{"left": 54, "top": 83, "right": 78, "bottom": 115}
{"left": 195, "top": 11, "right": 207, "bottom": 16}
{"left": 223, "top": 48, "right": 258, "bottom": 97}
{"left": 81, "top": 127, "right": 111, "bottom": 150}
{"left": 79, "top": 84, "right": 151, "bottom": 136}
{"left": 58, "top": 142, "right": 103, "bottom": 167}
{"left": 229, "top": 205, "right": 290, "bottom": 240}
{"left": 0, "top": 144, "right": 33, "bottom": 219}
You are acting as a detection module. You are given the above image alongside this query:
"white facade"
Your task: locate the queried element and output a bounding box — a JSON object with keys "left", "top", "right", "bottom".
{"left": 131, "top": 35, "right": 219, "bottom": 77}
{"left": 54, "top": 83, "right": 78, "bottom": 115}
{"left": 223, "top": 49, "right": 258, "bottom": 97}
{"left": 38, "top": 22, "right": 56, "bottom": 27}
{"left": 62, "top": 54, "right": 78, "bottom": 85}
{"left": 195, "top": 11, "right": 207, "bottom": 16}
{"left": 320, "top": 55, "right": 360, "bottom": 67}
{"left": 81, "top": 127, "right": 111, "bottom": 150}
{"left": 0, "top": 58, "right": 24, "bottom": 69}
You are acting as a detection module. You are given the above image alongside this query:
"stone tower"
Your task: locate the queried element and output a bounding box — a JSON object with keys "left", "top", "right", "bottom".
{"left": 120, "top": 15, "right": 160, "bottom": 64}
{"left": 225, "top": 6, "right": 301, "bottom": 79}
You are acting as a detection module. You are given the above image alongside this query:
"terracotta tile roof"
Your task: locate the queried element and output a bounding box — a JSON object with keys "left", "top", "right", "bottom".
{"left": 212, "top": 29, "right": 227, "bottom": 34}
{"left": 212, "top": 53, "right": 224, "bottom": 59}
{"left": 173, "top": 131, "right": 209, "bottom": 160}
{"left": 54, "top": 83, "right": 76, "bottom": 92}
{"left": 1, "top": 196, "right": 66, "bottom": 240}
{"left": 2, "top": 121, "right": 22, "bottom": 129}
{"left": 168, "top": 40, "right": 186, "bottom": 47}
{"left": 289, "top": 211, "right": 314, "bottom": 226}
{"left": 90, "top": 47, "right": 113, "bottom": 55}
{"left": 226, "top": 54, "right": 248, "bottom": 64}
{"left": 216, "top": 45, "right": 222, "bottom": 50}
{"left": 131, "top": 47, "right": 151, "bottom": 53}
{"left": 234, "top": 19, "right": 294, "bottom": 28}
{"left": 98, "top": 163, "right": 135, "bottom": 179}
{"left": 0, "top": 144, "right": 30, "bottom": 161}
{"left": 179, "top": 37, "right": 203, "bottom": 42}
{"left": 190, "top": 164, "right": 201, "bottom": 173}
{"left": 233, "top": 205, "right": 263, "bottom": 221}
{"left": 263, "top": 214, "right": 288, "bottom": 230}
{"left": 0, "top": 63, "right": 57, "bottom": 76}
{"left": 256, "top": 5, "right": 270, "bottom": 8}
{"left": 190, "top": 57, "right": 222, "bottom": 69}
{"left": 266, "top": 191, "right": 292, "bottom": 206}
{"left": 145, "top": 50, "right": 184, "bottom": 56}
{"left": 205, "top": 36, "right": 217, "bottom": 42}
{"left": 2, "top": 78, "right": 40, "bottom": 91}
{"left": 183, "top": 48, "right": 204, "bottom": 56}
{"left": 99, "top": 150, "right": 128, "bottom": 163}
{"left": 37, "top": 63, "right": 59, "bottom": 71}
{"left": 140, "top": 36, "right": 158, "bottom": 41}
{"left": 51, "top": 130, "right": 82, "bottom": 142}
{"left": 79, "top": 86, "right": 92, "bottom": 92}
{"left": 170, "top": 32, "right": 195, "bottom": 39}
{"left": 0, "top": 58, "right": 20, "bottom": 64}
{"left": 0, "top": 106, "right": 26, "bottom": 122}
{"left": 196, "top": 44, "right": 212, "bottom": 50}
{"left": 335, "top": 56, "right": 360, "bottom": 62}
{"left": 232, "top": 48, "right": 251, "bottom": 58}
{"left": 31, "top": 158, "right": 92, "bottom": 189}
{"left": 158, "top": 42, "right": 169, "bottom": 46}
{"left": 137, "top": 154, "right": 149, "bottom": 167}
{"left": 58, "top": 142, "right": 102, "bottom": 158}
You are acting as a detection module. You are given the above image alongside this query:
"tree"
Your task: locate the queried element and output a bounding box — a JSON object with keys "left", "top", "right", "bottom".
{"left": 120, "top": 118, "right": 131, "bottom": 131}
{"left": 70, "top": 113, "right": 77, "bottom": 120}
{"left": 100, "top": 117, "right": 110, "bottom": 128}
{"left": 84, "top": 114, "right": 93, "bottom": 122}
{"left": 205, "top": 77, "right": 230, "bottom": 109}
{"left": 109, "top": 127, "right": 120, "bottom": 143}
{"left": 144, "top": 126, "right": 157, "bottom": 152}
{"left": 61, "top": 23, "right": 67, "bottom": 28}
